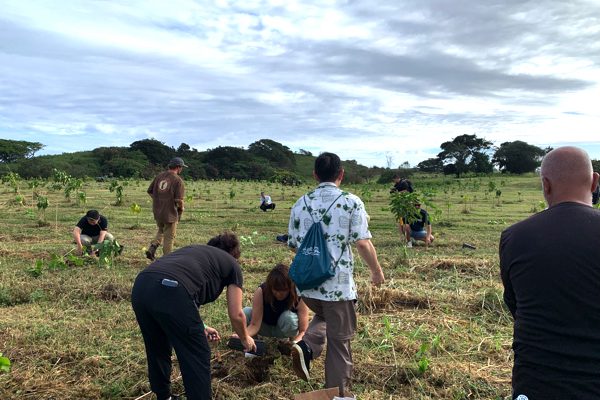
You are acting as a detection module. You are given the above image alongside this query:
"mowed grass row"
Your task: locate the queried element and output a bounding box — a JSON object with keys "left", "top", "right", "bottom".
{"left": 0, "top": 175, "right": 544, "bottom": 399}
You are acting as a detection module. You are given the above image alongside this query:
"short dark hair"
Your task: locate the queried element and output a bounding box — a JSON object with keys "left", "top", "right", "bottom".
{"left": 314, "top": 152, "right": 342, "bottom": 182}
{"left": 86, "top": 210, "right": 100, "bottom": 220}
{"left": 207, "top": 231, "right": 241, "bottom": 259}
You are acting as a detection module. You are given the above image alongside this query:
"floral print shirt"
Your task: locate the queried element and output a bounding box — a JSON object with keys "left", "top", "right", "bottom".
{"left": 288, "top": 182, "right": 372, "bottom": 301}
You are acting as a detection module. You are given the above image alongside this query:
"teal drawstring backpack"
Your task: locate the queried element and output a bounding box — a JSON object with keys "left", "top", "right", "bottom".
{"left": 289, "top": 194, "right": 345, "bottom": 291}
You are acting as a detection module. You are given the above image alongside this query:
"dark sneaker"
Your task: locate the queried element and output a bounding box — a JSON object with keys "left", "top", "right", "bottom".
{"left": 291, "top": 340, "right": 312, "bottom": 381}
{"left": 145, "top": 244, "right": 157, "bottom": 261}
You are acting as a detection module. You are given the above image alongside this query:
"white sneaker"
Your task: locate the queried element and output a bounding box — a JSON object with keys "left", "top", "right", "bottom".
{"left": 406, "top": 241, "right": 413, "bottom": 248}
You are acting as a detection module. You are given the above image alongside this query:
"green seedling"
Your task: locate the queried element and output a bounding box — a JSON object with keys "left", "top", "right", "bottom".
{"left": 130, "top": 202, "right": 142, "bottom": 227}
{"left": 0, "top": 353, "right": 10, "bottom": 373}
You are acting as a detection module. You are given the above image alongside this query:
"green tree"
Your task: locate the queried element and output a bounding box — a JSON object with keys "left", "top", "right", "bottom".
{"left": 0, "top": 139, "right": 44, "bottom": 163}
{"left": 417, "top": 158, "right": 443, "bottom": 173}
{"left": 493, "top": 141, "right": 546, "bottom": 174}
{"left": 248, "top": 139, "right": 296, "bottom": 169}
{"left": 469, "top": 151, "right": 493, "bottom": 174}
{"left": 437, "top": 134, "right": 493, "bottom": 177}
{"left": 130, "top": 139, "right": 175, "bottom": 166}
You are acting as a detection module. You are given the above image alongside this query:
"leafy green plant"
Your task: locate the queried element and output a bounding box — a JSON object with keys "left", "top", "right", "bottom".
{"left": 495, "top": 189, "right": 502, "bottom": 206}
{"left": 2, "top": 172, "right": 21, "bottom": 194}
{"left": 460, "top": 194, "right": 471, "bottom": 214}
{"left": 389, "top": 191, "right": 422, "bottom": 225}
{"left": 94, "top": 240, "right": 123, "bottom": 268}
{"left": 109, "top": 181, "right": 124, "bottom": 205}
{"left": 77, "top": 191, "right": 87, "bottom": 206}
{"left": 416, "top": 342, "right": 430, "bottom": 374}
{"left": 130, "top": 202, "right": 142, "bottom": 227}
{"left": 36, "top": 195, "right": 49, "bottom": 225}
{"left": 64, "top": 178, "right": 83, "bottom": 201}
{"left": 0, "top": 352, "right": 10, "bottom": 373}
{"left": 26, "top": 260, "right": 45, "bottom": 278}
{"left": 12, "top": 194, "right": 25, "bottom": 206}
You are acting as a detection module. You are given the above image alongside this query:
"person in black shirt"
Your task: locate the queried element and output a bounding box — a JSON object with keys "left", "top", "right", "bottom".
{"left": 403, "top": 203, "right": 434, "bottom": 248}
{"left": 240, "top": 264, "right": 309, "bottom": 343}
{"left": 131, "top": 232, "right": 256, "bottom": 400}
{"left": 390, "top": 175, "right": 414, "bottom": 193}
{"left": 500, "top": 146, "right": 600, "bottom": 400}
{"left": 72, "top": 209, "right": 115, "bottom": 255}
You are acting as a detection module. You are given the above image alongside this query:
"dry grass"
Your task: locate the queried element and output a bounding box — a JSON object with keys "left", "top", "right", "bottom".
{"left": 0, "top": 176, "right": 541, "bottom": 399}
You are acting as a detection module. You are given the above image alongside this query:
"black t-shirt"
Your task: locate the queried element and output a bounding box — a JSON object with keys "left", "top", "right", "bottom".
{"left": 393, "top": 179, "right": 413, "bottom": 193}
{"left": 141, "top": 245, "right": 243, "bottom": 306}
{"left": 76, "top": 215, "right": 108, "bottom": 237}
{"left": 500, "top": 202, "right": 600, "bottom": 398}
{"left": 259, "top": 283, "right": 297, "bottom": 326}
{"left": 408, "top": 209, "right": 430, "bottom": 231}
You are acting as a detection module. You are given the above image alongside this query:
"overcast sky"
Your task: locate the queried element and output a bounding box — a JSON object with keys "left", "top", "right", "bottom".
{"left": 1, "top": 0, "right": 599, "bottom": 167}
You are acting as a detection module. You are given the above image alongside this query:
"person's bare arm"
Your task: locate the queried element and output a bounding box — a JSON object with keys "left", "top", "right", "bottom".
{"left": 425, "top": 225, "right": 432, "bottom": 246}
{"left": 226, "top": 284, "right": 256, "bottom": 352}
{"left": 97, "top": 230, "right": 107, "bottom": 243}
{"left": 355, "top": 239, "right": 385, "bottom": 286}
{"left": 245, "top": 287, "right": 264, "bottom": 337}
{"left": 73, "top": 227, "right": 83, "bottom": 255}
{"left": 293, "top": 299, "right": 309, "bottom": 343}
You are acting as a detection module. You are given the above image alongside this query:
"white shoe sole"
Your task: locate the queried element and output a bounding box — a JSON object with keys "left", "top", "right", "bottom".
{"left": 291, "top": 343, "right": 310, "bottom": 381}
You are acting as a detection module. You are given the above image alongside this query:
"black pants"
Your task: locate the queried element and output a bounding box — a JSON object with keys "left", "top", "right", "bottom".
{"left": 131, "top": 273, "right": 211, "bottom": 400}
{"left": 260, "top": 202, "right": 275, "bottom": 211}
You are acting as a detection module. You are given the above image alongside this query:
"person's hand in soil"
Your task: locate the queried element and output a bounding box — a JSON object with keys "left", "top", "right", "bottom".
{"left": 205, "top": 326, "right": 220, "bottom": 342}
{"left": 240, "top": 335, "right": 256, "bottom": 353}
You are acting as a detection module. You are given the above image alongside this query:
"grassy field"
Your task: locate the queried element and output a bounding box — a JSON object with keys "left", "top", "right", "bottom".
{"left": 0, "top": 174, "right": 547, "bottom": 399}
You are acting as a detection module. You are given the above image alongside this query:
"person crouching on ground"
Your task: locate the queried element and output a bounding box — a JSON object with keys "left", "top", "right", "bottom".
{"left": 131, "top": 232, "right": 256, "bottom": 400}
{"left": 260, "top": 191, "right": 276, "bottom": 212}
{"left": 73, "top": 209, "right": 115, "bottom": 255}
{"left": 238, "top": 264, "right": 309, "bottom": 343}
{"left": 403, "top": 202, "right": 434, "bottom": 247}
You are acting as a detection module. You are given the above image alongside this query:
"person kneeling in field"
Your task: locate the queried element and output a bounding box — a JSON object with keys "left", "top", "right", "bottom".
{"left": 238, "top": 264, "right": 309, "bottom": 343}
{"left": 131, "top": 232, "right": 256, "bottom": 400}
{"left": 403, "top": 202, "right": 434, "bottom": 247}
{"left": 72, "top": 209, "right": 116, "bottom": 255}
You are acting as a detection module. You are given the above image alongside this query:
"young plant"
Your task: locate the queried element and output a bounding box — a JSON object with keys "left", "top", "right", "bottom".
{"left": 416, "top": 342, "right": 430, "bottom": 375}
{"left": 495, "top": 189, "right": 502, "bottom": 206}
{"left": 3, "top": 172, "right": 21, "bottom": 194}
{"left": 94, "top": 239, "right": 123, "bottom": 268}
{"left": 0, "top": 352, "right": 10, "bottom": 373}
{"left": 130, "top": 202, "right": 142, "bottom": 228}
{"left": 109, "top": 181, "right": 124, "bottom": 206}
{"left": 389, "top": 191, "right": 422, "bottom": 226}
{"left": 36, "top": 195, "right": 49, "bottom": 226}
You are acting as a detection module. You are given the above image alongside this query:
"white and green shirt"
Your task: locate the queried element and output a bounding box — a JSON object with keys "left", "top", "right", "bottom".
{"left": 288, "top": 182, "right": 372, "bottom": 301}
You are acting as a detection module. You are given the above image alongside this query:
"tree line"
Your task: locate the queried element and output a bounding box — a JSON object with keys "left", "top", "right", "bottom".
{"left": 1, "top": 137, "right": 598, "bottom": 183}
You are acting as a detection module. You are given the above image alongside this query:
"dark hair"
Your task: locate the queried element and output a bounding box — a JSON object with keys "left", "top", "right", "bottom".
{"left": 86, "top": 209, "right": 100, "bottom": 220}
{"left": 314, "top": 152, "right": 342, "bottom": 182}
{"left": 207, "top": 231, "right": 241, "bottom": 259}
{"left": 264, "top": 264, "right": 298, "bottom": 311}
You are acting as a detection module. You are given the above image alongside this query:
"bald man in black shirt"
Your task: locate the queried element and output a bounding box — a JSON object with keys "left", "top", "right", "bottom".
{"left": 500, "top": 146, "right": 600, "bottom": 400}
{"left": 132, "top": 232, "right": 256, "bottom": 400}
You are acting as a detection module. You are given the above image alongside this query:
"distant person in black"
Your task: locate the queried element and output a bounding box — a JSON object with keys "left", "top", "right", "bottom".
{"left": 593, "top": 182, "right": 599, "bottom": 205}
{"left": 72, "top": 209, "right": 115, "bottom": 255}
{"left": 131, "top": 232, "right": 256, "bottom": 400}
{"left": 391, "top": 175, "right": 413, "bottom": 193}
{"left": 500, "top": 146, "right": 600, "bottom": 400}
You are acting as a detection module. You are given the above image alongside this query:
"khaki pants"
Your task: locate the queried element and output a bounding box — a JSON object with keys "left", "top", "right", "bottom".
{"left": 301, "top": 297, "right": 357, "bottom": 395}
{"left": 80, "top": 232, "right": 115, "bottom": 247}
{"left": 151, "top": 221, "right": 177, "bottom": 255}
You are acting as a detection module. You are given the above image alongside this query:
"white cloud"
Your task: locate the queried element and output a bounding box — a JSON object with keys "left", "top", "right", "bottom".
{"left": 1, "top": 0, "right": 600, "bottom": 166}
